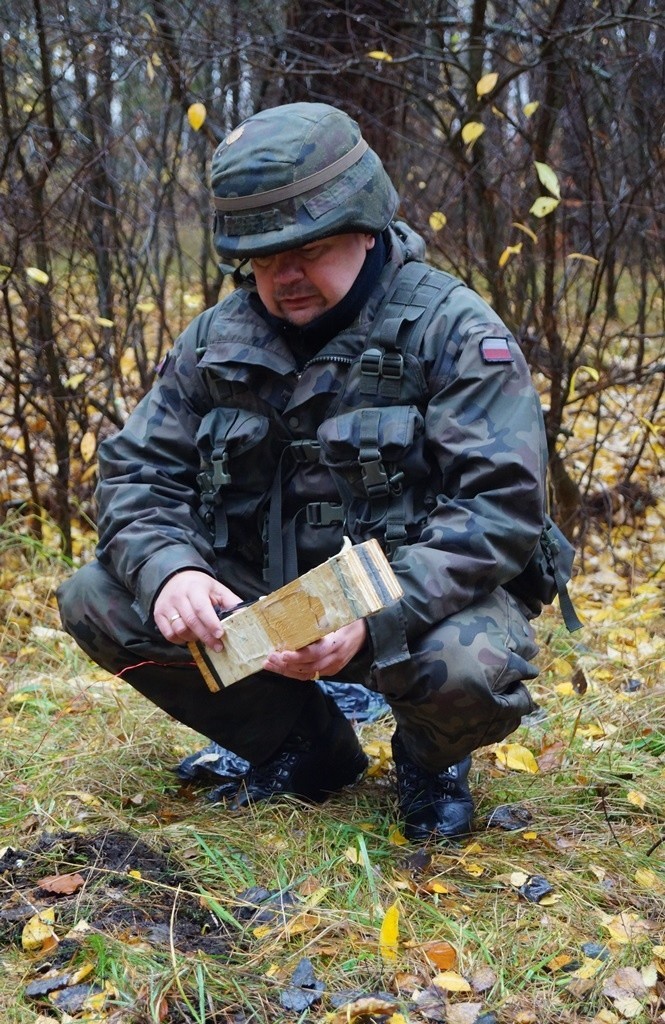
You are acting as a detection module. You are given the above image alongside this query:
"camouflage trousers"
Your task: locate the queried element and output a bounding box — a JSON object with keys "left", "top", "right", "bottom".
{"left": 57, "top": 560, "right": 539, "bottom": 771}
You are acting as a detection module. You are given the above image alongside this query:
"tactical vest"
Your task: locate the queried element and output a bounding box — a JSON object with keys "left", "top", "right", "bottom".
{"left": 197, "top": 261, "right": 581, "bottom": 631}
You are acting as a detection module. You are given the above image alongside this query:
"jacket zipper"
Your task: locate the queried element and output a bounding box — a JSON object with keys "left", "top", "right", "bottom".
{"left": 302, "top": 353, "right": 354, "bottom": 372}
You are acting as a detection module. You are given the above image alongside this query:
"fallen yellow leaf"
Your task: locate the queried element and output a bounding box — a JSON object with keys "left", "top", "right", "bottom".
{"left": 285, "top": 912, "right": 320, "bottom": 937}
{"left": 602, "top": 912, "right": 651, "bottom": 944}
{"left": 494, "top": 742, "right": 539, "bottom": 773}
{"left": 571, "top": 958, "right": 605, "bottom": 979}
{"left": 432, "top": 970, "right": 471, "bottom": 992}
{"left": 425, "top": 880, "right": 451, "bottom": 894}
{"left": 388, "top": 825, "right": 409, "bottom": 846}
{"left": 22, "top": 908, "right": 57, "bottom": 951}
{"left": 379, "top": 902, "right": 400, "bottom": 961}
{"left": 547, "top": 954, "right": 575, "bottom": 972}
{"left": 635, "top": 868, "right": 662, "bottom": 892}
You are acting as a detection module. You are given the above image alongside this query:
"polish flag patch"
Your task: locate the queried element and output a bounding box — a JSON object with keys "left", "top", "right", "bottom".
{"left": 480, "top": 336, "right": 513, "bottom": 363}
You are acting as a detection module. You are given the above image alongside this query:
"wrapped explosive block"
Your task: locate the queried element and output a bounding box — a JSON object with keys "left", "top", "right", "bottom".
{"left": 188, "top": 538, "right": 403, "bottom": 690}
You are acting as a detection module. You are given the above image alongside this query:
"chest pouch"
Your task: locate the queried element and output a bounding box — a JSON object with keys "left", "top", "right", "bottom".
{"left": 317, "top": 405, "right": 430, "bottom": 554}
{"left": 196, "top": 407, "right": 281, "bottom": 551}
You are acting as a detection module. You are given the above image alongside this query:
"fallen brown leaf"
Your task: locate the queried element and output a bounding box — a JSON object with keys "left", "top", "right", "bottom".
{"left": 38, "top": 872, "right": 85, "bottom": 895}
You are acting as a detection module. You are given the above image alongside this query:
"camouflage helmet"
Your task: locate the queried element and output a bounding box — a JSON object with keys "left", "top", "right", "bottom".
{"left": 211, "top": 102, "right": 399, "bottom": 259}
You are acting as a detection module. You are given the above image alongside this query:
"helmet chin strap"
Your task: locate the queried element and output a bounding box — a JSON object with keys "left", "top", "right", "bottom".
{"left": 217, "top": 258, "right": 255, "bottom": 288}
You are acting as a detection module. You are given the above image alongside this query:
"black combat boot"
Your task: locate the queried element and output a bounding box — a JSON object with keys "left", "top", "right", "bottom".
{"left": 229, "top": 692, "right": 368, "bottom": 809}
{"left": 392, "top": 731, "right": 474, "bottom": 843}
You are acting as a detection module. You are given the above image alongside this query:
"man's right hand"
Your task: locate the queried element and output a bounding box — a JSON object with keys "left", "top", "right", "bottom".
{"left": 154, "top": 570, "right": 242, "bottom": 651}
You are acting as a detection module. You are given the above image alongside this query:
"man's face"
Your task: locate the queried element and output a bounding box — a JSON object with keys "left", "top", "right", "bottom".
{"left": 250, "top": 232, "right": 375, "bottom": 327}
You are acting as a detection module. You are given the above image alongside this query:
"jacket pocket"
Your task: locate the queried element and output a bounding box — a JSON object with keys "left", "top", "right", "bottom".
{"left": 317, "top": 405, "right": 430, "bottom": 548}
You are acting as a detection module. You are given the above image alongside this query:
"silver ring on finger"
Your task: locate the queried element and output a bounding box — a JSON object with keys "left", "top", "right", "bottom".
{"left": 169, "top": 613, "right": 182, "bottom": 624}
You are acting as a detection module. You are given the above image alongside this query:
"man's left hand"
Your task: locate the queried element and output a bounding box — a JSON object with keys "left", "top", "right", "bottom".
{"left": 263, "top": 618, "right": 367, "bottom": 681}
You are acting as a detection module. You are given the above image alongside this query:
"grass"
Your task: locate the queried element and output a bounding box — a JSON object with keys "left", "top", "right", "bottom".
{"left": 1, "top": 518, "right": 664, "bottom": 1024}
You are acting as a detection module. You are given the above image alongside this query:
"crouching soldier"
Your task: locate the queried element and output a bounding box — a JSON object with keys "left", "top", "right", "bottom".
{"left": 59, "top": 101, "right": 564, "bottom": 843}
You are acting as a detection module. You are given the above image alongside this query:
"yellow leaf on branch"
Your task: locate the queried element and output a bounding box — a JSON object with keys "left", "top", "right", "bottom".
{"left": 534, "top": 160, "right": 561, "bottom": 198}
{"left": 26, "top": 266, "right": 49, "bottom": 285}
{"left": 512, "top": 221, "right": 538, "bottom": 243}
{"left": 80, "top": 431, "right": 96, "bottom": 464}
{"left": 367, "top": 50, "right": 393, "bottom": 61}
{"left": 461, "top": 121, "right": 485, "bottom": 145}
{"left": 476, "top": 72, "right": 498, "bottom": 97}
{"left": 570, "top": 364, "right": 600, "bottom": 399}
{"left": 499, "top": 242, "right": 522, "bottom": 268}
{"left": 529, "top": 196, "right": 559, "bottom": 218}
{"left": 120, "top": 348, "right": 137, "bottom": 376}
{"left": 188, "top": 103, "right": 207, "bottom": 131}
{"left": 429, "top": 211, "right": 447, "bottom": 231}
{"left": 567, "top": 252, "right": 599, "bottom": 265}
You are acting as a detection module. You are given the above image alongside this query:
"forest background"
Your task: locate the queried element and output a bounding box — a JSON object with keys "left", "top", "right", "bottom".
{"left": 0, "top": 2, "right": 663, "bottom": 1024}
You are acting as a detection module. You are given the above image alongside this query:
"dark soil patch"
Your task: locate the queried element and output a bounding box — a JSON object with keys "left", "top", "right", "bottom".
{"left": 0, "top": 828, "right": 231, "bottom": 956}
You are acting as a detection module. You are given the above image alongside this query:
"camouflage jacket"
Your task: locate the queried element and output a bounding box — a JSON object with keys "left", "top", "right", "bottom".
{"left": 96, "top": 226, "right": 547, "bottom": 661}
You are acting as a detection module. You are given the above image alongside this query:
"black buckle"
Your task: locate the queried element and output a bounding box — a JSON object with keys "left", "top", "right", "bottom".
{"left": 196, "top": 469, "right": 213, "bottom": 492}
{"left": 212, "top": 455, "right": 231, "bottom": 488}
{"left": 289, "top": 440, "right": 321, "bottom": 463}
{"left": 360, "top": 458, "right": 391, "bottom": 498}
{"left": 306, "top": 502, "right": 345, "bottom": 526}
{"left": 380, "top": 351, "right": 404, "bottom": 380}
{"left": 359, "top": 349, "right": 382, "bottom": 395}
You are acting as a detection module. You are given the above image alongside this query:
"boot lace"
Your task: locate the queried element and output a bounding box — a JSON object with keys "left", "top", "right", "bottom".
{"left": 395, "top": 757, "right": 459, "bottom": 806}
{"left": 246, "top": 736, "right": 313, "bottom": 795}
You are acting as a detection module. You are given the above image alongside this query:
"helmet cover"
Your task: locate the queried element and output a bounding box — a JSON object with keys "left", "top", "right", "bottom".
{"left": 211, "top": 102, "right": 399, "bottom": 259}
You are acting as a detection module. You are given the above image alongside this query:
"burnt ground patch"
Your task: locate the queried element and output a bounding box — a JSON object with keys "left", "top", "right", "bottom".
{"left": 0, "top": 828, "right": 232, "bottom": 957}
{"left": 0, "top": 829, "right": 325, "bottom": 1021}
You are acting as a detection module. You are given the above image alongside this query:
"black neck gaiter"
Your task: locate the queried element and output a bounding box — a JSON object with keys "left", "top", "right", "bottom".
{"left": 251, "top": 232, "right": 388, "bottom": 368}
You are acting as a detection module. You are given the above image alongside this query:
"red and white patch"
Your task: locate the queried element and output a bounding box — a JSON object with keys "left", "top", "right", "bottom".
{"left": 480, "top": 336, "right": 513, "bottom": 363}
